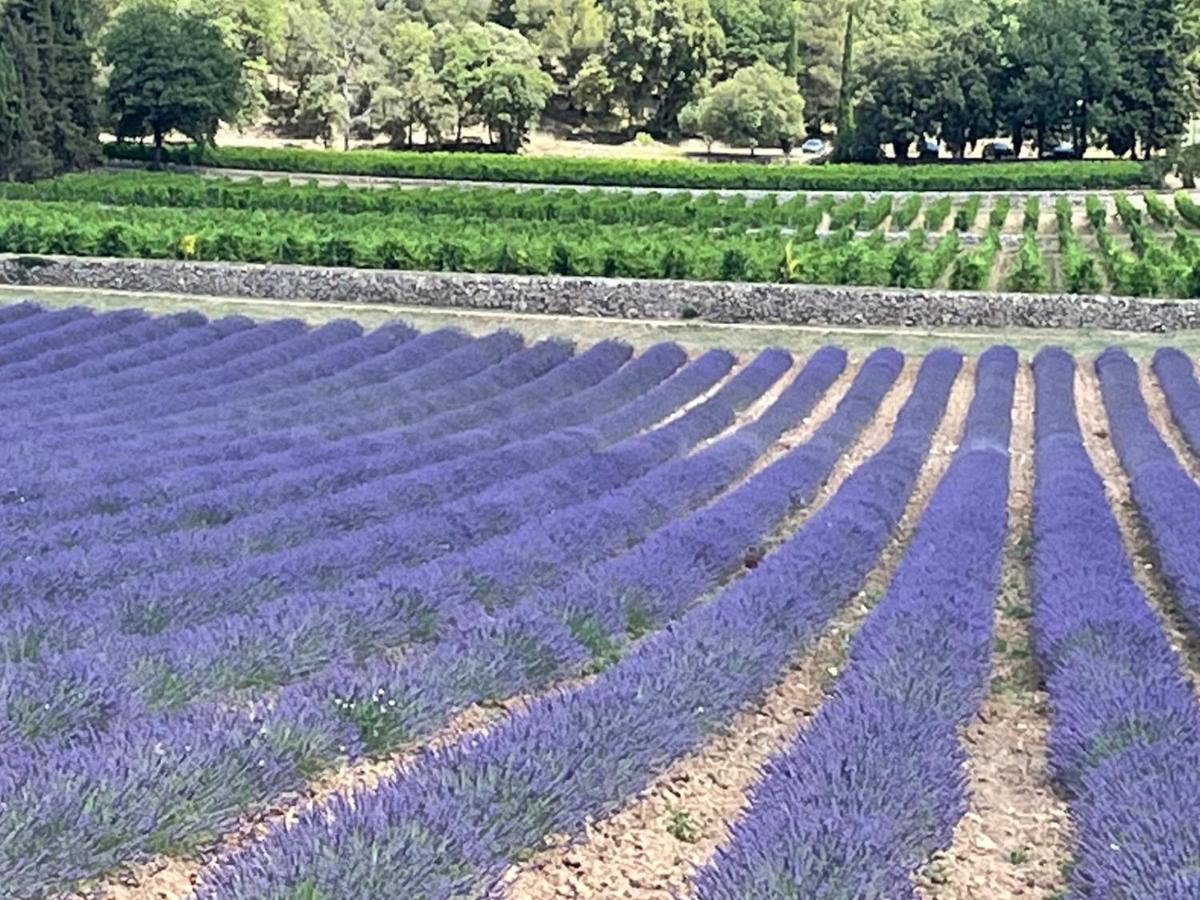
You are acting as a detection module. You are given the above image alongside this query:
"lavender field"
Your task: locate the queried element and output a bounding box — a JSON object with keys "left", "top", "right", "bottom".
{"left": 2, "top": 299, "right": 1200, "bottom": 899}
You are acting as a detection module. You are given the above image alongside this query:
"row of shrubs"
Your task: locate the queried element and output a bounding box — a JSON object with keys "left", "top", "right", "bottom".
{"left": 103, "top": 142, "right": 1154, "bottom": 192}
{"left": 1088, "top": 195, "right": 1200, "bottom": 297}
{"left": 5, "top": 172, "right": 1002, "bottom": 235}
{"left": 1, "top": 172, "right": 830, "bottom": 230}
{"left": 0, "top": 199, "right": 972, "bottom": 287}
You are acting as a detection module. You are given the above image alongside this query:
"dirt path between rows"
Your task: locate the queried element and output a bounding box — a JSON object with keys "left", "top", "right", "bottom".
{"left": 917, "top": 360, "right": 1071, "bottom": 898}
{"left": 500, "top": 359, "right": 971, "bottom": 899}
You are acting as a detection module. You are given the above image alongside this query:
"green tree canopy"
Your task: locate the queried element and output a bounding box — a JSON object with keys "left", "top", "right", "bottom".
{"left": 1102, "top": 0, "right": 1195, "bottom": 156}
{"left": 515, "top": 0, "right": 611, "bottom": 115}
{"left": 853, "top": 44, "right": 931, "bottom": 160}
{"left": 1, "top": 0, "right": 97, "bottom": 180}
{"left": 598, "top": 0, "right": 724, "bottom": 133}
{"left": 104, "top": 2, "right": 245, "bottom": 162}
{"left": 1002, "top": 0, "right": 1116, "bottom": 155}
{"left": 476, "top": 58, "right": 554, "bottom": 149}
{"left": 680, "top": 60, "right": 804, "bottom": 152}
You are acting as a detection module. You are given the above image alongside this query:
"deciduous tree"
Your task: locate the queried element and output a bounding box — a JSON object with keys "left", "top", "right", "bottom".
{"left": 104, "top": 2, "right": 245, "bottom": 163}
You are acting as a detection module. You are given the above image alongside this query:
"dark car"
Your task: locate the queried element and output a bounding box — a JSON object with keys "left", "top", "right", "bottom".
{"left": 1049, "top": 142, "right": 1077, "bottom": 159}
{"left": 982, "top": 140, "right": 1016, "bottom": 160}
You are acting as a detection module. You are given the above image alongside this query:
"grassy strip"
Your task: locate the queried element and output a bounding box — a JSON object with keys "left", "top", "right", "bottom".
{"left": 102, "top": 143, "right": 1154, "bottom": 192}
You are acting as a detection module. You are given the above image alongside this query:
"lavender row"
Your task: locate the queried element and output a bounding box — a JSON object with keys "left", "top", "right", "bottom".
{"left": 0, "top": 346, "right": 733, "bottom": 656}
{"left": 0, "top": 307, "right": 148, "bottom": 374}
{"left": 1, "top": 326, "right": 548, "bottom": 522}
{"left": 1, "top": 309, "right": 257, "bottom": 408}
{"left": 0, "top": 319, "right": 462, "bottom": 479}
{"left": 1031, "top": 348, "right": 1200, "bottom": 898}
{"left": 1152, "top": 347, "right": 1200, "bottom": 458}
{"left": 291, "top": 346, "right": 898, "bottom": 761}
{"left": 0, "top": 341, "right": 693, "bottom": 610}
{"left": 1, "top": 335, "right": 591, "bottom": 554}
{"left": 0, "top": 309, "right": 212, "bottom": 384}
{"left": 0, "top": 316, "right": 412, "bottom": 447}
{"left": 694, "top": 347, "right": 1015, "bottom": 898}
{"left": 0, "top": 311, "right": 312, "bottom": 426}
{"left": 0, "top": 345, "right": 809, "bottom": 892}
{"left": 190, "top": 350, "right": 961, "bottom": 899}
{"left": 1096, "top": 348, "right": 1200, "bottom": 643}
{"left": 0, "top": 314, "right": 319, "bottom": 479}
{"left": 0, "top": 349, "right": 847, "bottom": 751}
{"left": 0, "top": 306, "right": 139, "bottom": 365}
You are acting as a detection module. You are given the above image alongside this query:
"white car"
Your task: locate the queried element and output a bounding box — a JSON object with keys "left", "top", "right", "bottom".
{"left": 800, "top": 138, "right": 826, "bottom": 154}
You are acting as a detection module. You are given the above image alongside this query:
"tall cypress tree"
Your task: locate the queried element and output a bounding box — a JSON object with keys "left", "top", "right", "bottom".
{"left": 0, "top": 19, "right": 26, "bottom": 178}
{"left": 43, "top": 0, "right": 99, "bottom": 170}
{"left": 0, "top": 0, "right": 96, "bottom": 180}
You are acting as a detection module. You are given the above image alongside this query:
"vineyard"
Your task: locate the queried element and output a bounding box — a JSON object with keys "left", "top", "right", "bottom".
{"left": 2, "top": 300, "right": 1200, "bottom": 898}
{"left": 6, "top": 171, "right": 1200, "bottom": 298}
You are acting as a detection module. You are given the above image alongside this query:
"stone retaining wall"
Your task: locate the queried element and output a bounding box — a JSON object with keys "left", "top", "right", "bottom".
{"left": 2, "top": 253, "right": 1198, "bottom": 332}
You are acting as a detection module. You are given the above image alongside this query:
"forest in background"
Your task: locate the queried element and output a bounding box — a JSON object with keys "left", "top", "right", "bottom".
{"left": 2, "top": 0, "right": 1200, "bottom": 181}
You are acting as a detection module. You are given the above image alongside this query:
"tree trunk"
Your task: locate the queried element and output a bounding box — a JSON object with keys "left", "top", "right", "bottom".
{"left": 153, "top": 128, "right": 163, "bottom": 169}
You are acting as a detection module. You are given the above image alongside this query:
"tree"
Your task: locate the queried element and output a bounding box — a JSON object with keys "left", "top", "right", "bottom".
{"left": 831, "top": 0, "right": 858, "bottom": 160}
{"left": 1, "top": 0, "right": 97, "bottom": 180}
{"left": 39, "top": 0, "right": 99, "bottom": 170}
{"left": 597, "top": 0, "right": 724, "bottom": 133}
{"left": 476, "top": 59, "right": 553, "bottom": 149}
{"left": 184, "top": 0, "right": 286, "bottom": 125}
{"left": 1003, "top": 0, "right": 1116, "bottom": 156}
{"left": 926, "top": 14, "right": 1001, "bottom": 158}
{"left": 853, "top": 44, "right": 930, "bottom": 159}
{"left": 796, "top": 0, "right": 844, "bottom": 131}
{"left": 1101, "top": 0, "right": 1196, "bottom": 156}
{"left": 680, "top": 61, "right": 805, "bottom": 153}
{"left": 0, "top": 16, "right": 34, "bottom": 179}
{"left": 266, "top": 0, "right": 380, "bottom": 148}
{"left": 370, "top": 19, "right": 454, "bottom": 145}
{"left": 708, "top": 0, "right": 795, "bottom": 75}
{"left": 515, "top": 0, "right": 611, "bottom": 115}
{"left": 104, "top": 2, "right": 245, "bottom": 164}
{"left": 430, "top": 21, "right": 497, "bottom": 140}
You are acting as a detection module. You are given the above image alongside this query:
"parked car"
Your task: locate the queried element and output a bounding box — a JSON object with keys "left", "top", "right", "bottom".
{"left": 800, "top": 137, "right": 827, "bottom": 154}
{"left": 918, "top": 139, "right": 939, "bottom": 160}
{"left": 981, "top": 140, "right": 1016, "bottom": 160}
{"left": 1048, "top": 141, "right": 1076, "bottom": 159}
